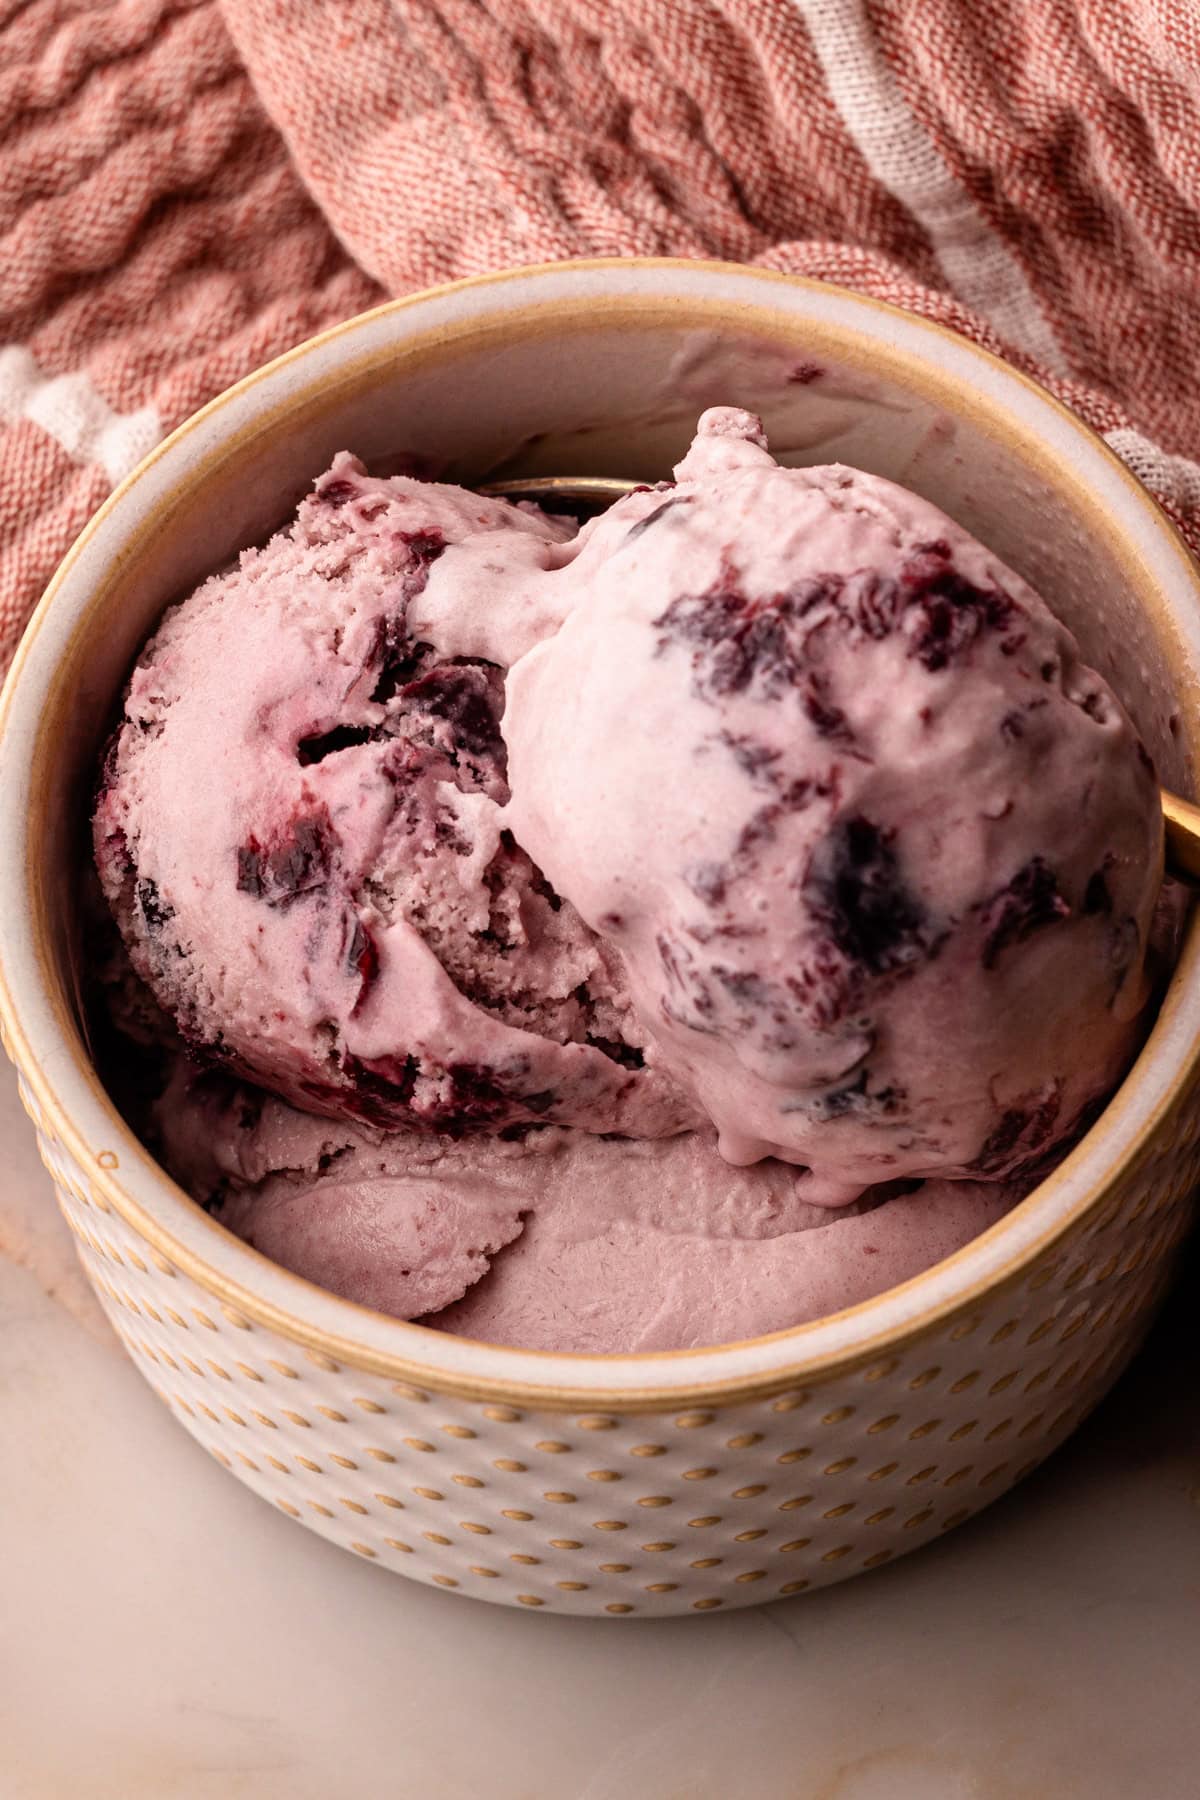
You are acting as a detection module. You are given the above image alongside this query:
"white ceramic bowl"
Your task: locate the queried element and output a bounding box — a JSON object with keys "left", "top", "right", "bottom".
{"left": 3, "top": 259, "right": 1200, "bottom": 1618}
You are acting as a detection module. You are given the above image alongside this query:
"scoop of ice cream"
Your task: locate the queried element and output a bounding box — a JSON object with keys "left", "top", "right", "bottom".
{"left": 148, "top": 1053, "right": 1019, "bottom": 1352}
{"left": 493, "top": 408, "right": 1163, "bottom": 1203}
{"left": 431, "top": 1165, "right": 1017, "bottom": 1352}
{"left": 95, "top": 410, "right": 1163, "bottom": 1236}
{"left": 94, "top": 454, "right": 695, "bottom": 1141}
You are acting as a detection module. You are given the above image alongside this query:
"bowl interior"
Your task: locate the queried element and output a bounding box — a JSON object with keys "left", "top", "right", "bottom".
{"left": 7, "top": 261, "right": 1200, "bottom": 1400}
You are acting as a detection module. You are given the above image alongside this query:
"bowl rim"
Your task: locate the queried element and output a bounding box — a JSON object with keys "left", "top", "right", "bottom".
{"left": 3, "top": 254, "right": 1199, "bottom": 1410}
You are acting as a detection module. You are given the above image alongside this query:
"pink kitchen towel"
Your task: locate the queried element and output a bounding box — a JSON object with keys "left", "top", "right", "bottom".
{"left": 3, "top": 0, "right": 1200, "bottom": 675}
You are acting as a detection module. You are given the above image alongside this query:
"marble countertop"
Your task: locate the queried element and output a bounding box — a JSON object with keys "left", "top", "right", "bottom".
{"left": 3, "top": 1061, "right": 1199, "bottom": 1800}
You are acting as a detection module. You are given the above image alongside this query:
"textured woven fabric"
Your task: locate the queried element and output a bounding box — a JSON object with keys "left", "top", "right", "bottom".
{"left": 3, "top": 0, "right": 1200, "bottom": 675}
{"left": 0, "top": 0, "right": 379, "bottom": 665}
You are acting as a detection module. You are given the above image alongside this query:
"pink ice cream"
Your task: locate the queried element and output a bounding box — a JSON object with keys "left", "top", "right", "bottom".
{"left": 483, "top": 410, "right": 1163, "bottom": 1204}
{"left": 92, "top": 407, "right": 1165, "bottom": 1351}
{"left": 94, "top": 457, "right": 694, "bottom": 1142}
{"left": 147, "top": 1053, "right": 1018, "bottom": 1352}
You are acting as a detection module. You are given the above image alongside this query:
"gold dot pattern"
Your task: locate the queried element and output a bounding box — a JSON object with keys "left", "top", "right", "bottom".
{"left": 33, "top": 1092, "right": 1199, "bottom": 1619}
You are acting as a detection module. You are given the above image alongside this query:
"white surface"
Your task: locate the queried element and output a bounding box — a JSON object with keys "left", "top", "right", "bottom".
{"left": 2, "top": 1059, "right": 1199, "bottom": 1800}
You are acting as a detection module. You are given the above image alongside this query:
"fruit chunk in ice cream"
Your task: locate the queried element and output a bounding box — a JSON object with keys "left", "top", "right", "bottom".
{"left": 482, "top": 409, "right": 1163, "bottom": 1203}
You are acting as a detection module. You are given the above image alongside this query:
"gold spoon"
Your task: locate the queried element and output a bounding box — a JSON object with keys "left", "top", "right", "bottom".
{"left": 481, "top": 473, "right": 1200, "bottom": 885}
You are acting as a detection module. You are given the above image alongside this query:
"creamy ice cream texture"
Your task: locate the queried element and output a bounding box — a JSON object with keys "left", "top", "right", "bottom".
{"left": 488, "top": 411, "right": 1163, "bottom": 1201}
{"left": 145, "top": 1056, "right": 1016, "bottom": 1353}
{"left": 94, "top": 469, "right": 692, "bottom": 1142}
{"left": 93, "top": 408, "right": 1164, "bottom": 1350}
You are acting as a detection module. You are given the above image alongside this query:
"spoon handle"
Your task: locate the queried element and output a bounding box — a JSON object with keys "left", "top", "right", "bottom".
{"left": 479, "top": 475, "right": 643, "bottom": 502}
{"left": 1162, "top": 790, "right": 1200, "bottom": 885}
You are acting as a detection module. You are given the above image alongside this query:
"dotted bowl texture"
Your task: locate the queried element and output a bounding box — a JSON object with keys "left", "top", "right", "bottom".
{"left": 18, "top": 1062, "right": 1200, "bottom": 1617}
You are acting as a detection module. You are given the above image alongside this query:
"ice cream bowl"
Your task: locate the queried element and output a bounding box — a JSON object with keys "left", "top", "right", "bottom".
{"left": 3, "top": 258, "right": 1200, "bottom": 1618}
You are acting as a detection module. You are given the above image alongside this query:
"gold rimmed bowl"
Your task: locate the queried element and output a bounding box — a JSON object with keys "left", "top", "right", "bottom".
{"left": 3, "top": 259, "right": 1200, "bottom": 1617}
